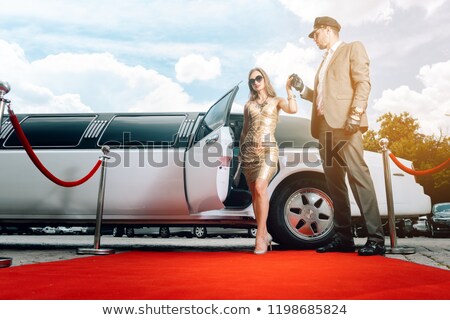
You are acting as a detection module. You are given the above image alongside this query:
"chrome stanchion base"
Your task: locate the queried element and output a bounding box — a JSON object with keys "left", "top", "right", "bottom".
{"left": 386, "top": 246, "right": 416, "bottom": 254}
{"left": 77, "top": 248, "right": 115, "bottom": 255}
{"left": 0, "top": 257, "right": 12, "bottom": 268}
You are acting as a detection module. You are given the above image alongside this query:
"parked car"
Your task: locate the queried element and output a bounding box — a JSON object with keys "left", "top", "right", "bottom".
{"left": 30, "top": 227, "right": 44, "bottom": 234}
{"left": 55, "top": 226, "right": 74, "bottom": 234}
{"left": 0, "top": 226, "right": 33, "bottom": 235}
{"left": 192, "top": 226, "right": 257, "bottom": 238}
{"left": 41, "top": 227, "right": 56, "bottom": 234}
{"left": 0, "top": 84, "right": 432, "bottom": 248}
{"left": 122, "top": 226, "right": 256, "bottom": 239}
{"left": 71, "top": 226, "right": 83, "bottom": 235}
{"left": 353, "top": 218, "right": 414, "bottom": 238}
{"left": 80, "top": 226, "right": 112, "bottom": 235}
{"left": 413, "top": 216, "right": 430, "bottom": 236}
{"left": 120, "top": 227, "right": 194, "bottom": 238}
{"left": 429, "top": 202, "right": 450, "bottom": 237}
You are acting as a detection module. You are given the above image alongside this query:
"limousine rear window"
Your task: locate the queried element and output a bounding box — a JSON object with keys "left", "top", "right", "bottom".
{"left": 98, "top": 115, "right": 186, "bottom": 147}
{"left": 4, "top": 116, "right": 96, "bottom": 148}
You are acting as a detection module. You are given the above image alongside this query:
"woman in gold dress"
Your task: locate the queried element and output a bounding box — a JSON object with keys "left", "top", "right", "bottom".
{"left": 240, "top": 67, "right": 298, "bottom": 254}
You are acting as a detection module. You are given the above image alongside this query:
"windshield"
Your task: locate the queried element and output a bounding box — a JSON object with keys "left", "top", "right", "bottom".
{"left": 434, "top": 203, "right": 450, "bottom": 216}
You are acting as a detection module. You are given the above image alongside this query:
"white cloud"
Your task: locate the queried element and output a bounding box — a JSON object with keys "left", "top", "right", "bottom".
{"left": 278, "top": 0, "right": 447, "bottom": 25}
{"left": 0, "top": 0, "right": 233, "bottom": 31}
{"left": 11, "top": 83, "right": 92, "bottom": 114}
{"left": 278, "top": 0, "right": 394, "bottom": 25}
{"left": 231, "top": 102, "right": 244, "bottom": 114}
{"left": 392, "top": 0, "right": 446, "bottom": 16}
{"left": 0, "top": 39, "right": 204, "bottom": 114}
{"left": 0, "top": 39, "right": 91, "bottom": 114}
{"left": 255, "top": 42, "right": 318, "bottom": 87}
{"left": 253, "top": 41, "right": 320, "bottom": 118}
{"left": 175, "top": 54, "right": 221, "bottom": 84}
{"left": 373, "top": 60, "right": 450, "bottom": 136}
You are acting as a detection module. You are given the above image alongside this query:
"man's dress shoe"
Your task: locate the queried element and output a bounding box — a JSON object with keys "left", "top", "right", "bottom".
{"left": 358, "top": 240, "right": 386, "bottom": 256}
{"left": 316, "top": 237, "right": 356, "bottom": 253}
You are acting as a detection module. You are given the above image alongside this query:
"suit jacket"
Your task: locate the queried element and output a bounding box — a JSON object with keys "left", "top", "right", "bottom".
{"left": 302, "top": 41, "right": 371, "bottom": 139}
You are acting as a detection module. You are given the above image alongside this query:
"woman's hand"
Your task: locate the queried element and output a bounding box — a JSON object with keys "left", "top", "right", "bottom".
{"left": 288, "top": 73, "right": 304, "bottom": 92}
{"left": 286, "top": 76, "right": 294, "bottom": 91}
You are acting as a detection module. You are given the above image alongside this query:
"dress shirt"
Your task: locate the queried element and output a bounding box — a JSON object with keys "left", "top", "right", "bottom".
{"left": 316, "top": 40, "right": 342, "bottom": 116}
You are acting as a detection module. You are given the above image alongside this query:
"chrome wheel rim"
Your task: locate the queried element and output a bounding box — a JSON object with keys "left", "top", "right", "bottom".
{"left": 194, "top": 227, "right": 205, "bottom": 238}
{"left": 284, "top": 188, "right": 334, "bottom": 241}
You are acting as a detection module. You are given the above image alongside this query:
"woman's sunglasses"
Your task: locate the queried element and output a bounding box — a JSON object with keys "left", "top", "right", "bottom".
{"left": 249, "top": 75, "right": 264, "bottom": 85}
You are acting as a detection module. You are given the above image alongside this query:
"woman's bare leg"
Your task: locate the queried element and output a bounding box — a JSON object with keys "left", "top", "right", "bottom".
{"left": 250, "top": 178, "right": 270, "bottom": 252}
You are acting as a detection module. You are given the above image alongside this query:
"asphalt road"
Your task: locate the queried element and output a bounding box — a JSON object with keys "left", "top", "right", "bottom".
{"left": 1, "top": 234, "right": 449, "bottom": 270}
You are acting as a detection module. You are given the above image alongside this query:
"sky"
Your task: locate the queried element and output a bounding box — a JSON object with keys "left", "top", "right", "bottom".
{"left": 0, "top": 0, "right": 449, "bottom": 136}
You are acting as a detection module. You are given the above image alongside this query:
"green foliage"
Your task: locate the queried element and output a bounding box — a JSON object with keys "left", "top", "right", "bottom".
{"left": 363, "top": 112, "right": 450, "bottom": 203}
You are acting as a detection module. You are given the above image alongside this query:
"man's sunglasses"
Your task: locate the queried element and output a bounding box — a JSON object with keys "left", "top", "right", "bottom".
{"left": 249, "top": 75, "right": 264, "bottom": 85}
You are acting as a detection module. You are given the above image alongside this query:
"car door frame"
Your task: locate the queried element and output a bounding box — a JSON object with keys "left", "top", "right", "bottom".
{"left": 184, "top": 85, "right": 239, "bottom": 213}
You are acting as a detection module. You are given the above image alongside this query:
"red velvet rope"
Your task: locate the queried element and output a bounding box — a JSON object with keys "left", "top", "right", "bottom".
{"left": 8, "top": 109, "right": 102, "bottom": 187}
{"left": 389, "top": 152, "right": 450, "bottom": 176}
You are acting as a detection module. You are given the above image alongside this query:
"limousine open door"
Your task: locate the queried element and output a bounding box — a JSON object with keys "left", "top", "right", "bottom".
{"left": 185, "top": 86, "right": 239, "bottom": 213}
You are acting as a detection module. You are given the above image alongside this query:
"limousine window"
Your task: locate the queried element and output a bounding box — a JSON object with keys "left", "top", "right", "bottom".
{"left": 98, "top": 115, "right": 186, "bottom": 147}
{"left": 4, "top": 116, "right": 96, "bottom": 148}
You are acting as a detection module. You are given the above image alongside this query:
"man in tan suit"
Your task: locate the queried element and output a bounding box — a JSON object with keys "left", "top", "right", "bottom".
{"left": 292, "top": 16, "right": 385, "bottom": 255}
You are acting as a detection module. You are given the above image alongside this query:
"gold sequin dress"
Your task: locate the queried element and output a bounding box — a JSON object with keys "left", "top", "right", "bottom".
{"left": 240, "top": 98, "right": 279, "bottom": 183}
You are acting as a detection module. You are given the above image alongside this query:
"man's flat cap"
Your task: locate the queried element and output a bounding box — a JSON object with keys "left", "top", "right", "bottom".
{"left": 308, "top": 16, "right": 341, "bottom": 38}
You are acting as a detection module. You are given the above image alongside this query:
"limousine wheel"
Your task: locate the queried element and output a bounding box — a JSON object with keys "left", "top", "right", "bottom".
{"left": 268, "top": 178, "right": 335, "bottom": 249}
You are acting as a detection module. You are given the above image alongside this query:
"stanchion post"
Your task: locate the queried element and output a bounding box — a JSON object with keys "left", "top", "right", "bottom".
{"left": 0, "top": 82, "right": 13, "bottom": 267}
{"left": 77, "top": 146, "right": 115, "bottom": 255}
{"left": 379, "top": 138, "right": 415, "bottom": 254}
{"left": 0, "top": 81, "right": 11, "bottom": 132}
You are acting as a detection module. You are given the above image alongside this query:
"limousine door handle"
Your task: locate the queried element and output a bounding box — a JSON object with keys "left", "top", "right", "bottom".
{"left": 205, "top": 134, "right": 219, "bottom": 145}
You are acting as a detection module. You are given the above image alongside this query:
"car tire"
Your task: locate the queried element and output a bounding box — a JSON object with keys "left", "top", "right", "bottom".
{"left": 194, "top": 227, "right": 207, "bottom": 238}
{"left": 125, "top": 228, "right": 135, "bottom": 238}
{"left": 112, "top": 227, "right": 124, "bottom": 238}
{"left": 248, "top": 228, "right": 257, "bottom": 238}
{"left": 268, "top": 177, "right": 335, "bottom": 249}
{"left": 430, "top": 225, "right": 437, "bottom": 238}
{"left": 159, "top": 227, "right": 170, "bottom": 238}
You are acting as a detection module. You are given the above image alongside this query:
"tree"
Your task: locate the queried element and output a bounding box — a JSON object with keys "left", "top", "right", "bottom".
{"left": 364, "top": 112, "right": 450, "bottom": 204}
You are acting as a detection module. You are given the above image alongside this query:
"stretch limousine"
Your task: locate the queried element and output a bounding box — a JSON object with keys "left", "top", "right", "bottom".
{"left": 0, "top": 85, "right": 431, "bottom": 248}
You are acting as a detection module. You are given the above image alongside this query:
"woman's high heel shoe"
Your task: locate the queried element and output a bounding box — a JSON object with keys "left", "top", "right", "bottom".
{"left": 254, "top": 233, "right": 273, "bottom": 255}
{"left": 267, "top": 233, "right": 273, "bottom": 251}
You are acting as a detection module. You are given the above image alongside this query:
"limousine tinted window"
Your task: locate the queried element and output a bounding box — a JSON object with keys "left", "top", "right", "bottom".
{"left": 275, "top": 116, "right": 319, "bottom": 148}
{"left": 4, "top": 116, "right": 96, "bottom": 148}
{"left": 98, "top": 115, "right": 186, "bottom": 147}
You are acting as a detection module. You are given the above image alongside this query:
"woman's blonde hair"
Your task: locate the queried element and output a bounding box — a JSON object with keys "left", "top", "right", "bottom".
{"left": 248, "top": 67, "right": 277, "bottom": 101}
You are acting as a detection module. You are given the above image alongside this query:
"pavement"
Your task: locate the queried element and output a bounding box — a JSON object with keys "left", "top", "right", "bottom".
{"left": 0, "top": 234, "right": 449, "bottom": 270}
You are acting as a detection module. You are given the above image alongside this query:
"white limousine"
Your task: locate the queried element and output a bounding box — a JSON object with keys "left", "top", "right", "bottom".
{"left": 0, "top": 85, "right": 431, "bottom": 248}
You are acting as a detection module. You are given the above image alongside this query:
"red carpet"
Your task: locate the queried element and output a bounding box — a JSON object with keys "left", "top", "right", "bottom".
{"left": 0, "top": 250, "right": 449, "bottom": 300}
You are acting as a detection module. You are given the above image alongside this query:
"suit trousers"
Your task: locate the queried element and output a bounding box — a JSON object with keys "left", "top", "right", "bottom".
{"left": 318, "top": 117, "right": 384, "bottom": 244}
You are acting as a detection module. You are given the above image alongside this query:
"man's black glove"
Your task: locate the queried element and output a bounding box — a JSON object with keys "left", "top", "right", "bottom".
{"left": 289, "top": 73, "right": 304, "bottom": 92}
{"left": 344, "top": 117, "right": 361, "bottom": 135}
